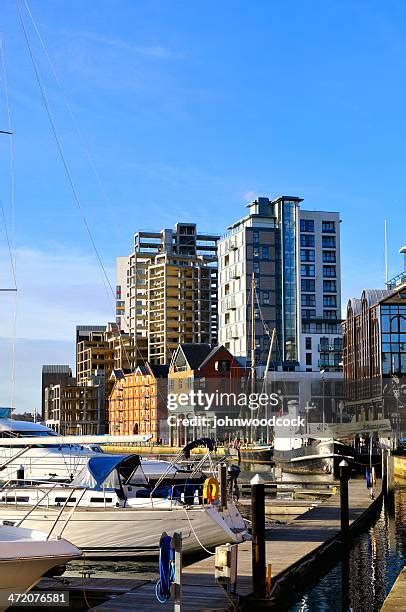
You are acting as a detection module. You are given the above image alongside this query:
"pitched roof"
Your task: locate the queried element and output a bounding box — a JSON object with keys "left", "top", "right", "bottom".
{"left": 149, "top": 364, "right": 169, "bottom": 378}
{"left": 179, "top": 343, "right": 214, "bottom": 370}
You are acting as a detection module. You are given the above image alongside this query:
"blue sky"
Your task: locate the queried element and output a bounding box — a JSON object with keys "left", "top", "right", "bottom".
{"left": 0, "top": 0, "right": 405, "bottom": 411}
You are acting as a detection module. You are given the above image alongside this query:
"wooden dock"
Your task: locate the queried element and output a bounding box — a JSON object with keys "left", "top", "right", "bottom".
{"left": 381, "top": 567, "right": 406, "bottom": 611}
{"left": 238, "top": 498, "right": 320, "bottom": 516}
{"left": 95, "top": 577, "right": 233, "bottom": 611}
{"left": 34, "top": 479, "right": 381, "bottom": 611}
{"left": 183, "top": 479, "right": 382, "bottom": 605}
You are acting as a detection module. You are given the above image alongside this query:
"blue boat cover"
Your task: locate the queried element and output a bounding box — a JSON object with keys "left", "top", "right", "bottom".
{"left": 86, "top": 454, "right": 139, "bottom": 489}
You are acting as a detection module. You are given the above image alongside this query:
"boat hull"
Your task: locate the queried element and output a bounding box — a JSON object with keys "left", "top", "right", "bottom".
{"left": 229, "top": 446, "right": 274, "bottom": 464}
{"left": 0, "top": 525, "right": 81, "bottom": 610}
{"left": 273, "top": 440, "right": 354, "bottom": 475}
{"left": 0, "top": 502, "right": 248, "bottom": 558}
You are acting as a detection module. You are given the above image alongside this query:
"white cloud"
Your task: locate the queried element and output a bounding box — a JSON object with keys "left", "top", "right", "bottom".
{"left": 71, "top": 31, "right": 174, "bottom": 60}
{"left": 0, "top": 245, "right": 114, "bottom": 342}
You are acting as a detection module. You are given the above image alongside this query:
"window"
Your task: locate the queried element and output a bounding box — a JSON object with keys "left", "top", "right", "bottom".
{"left": 263, "top": 291, "right": 270, "bottom": 305}
{"left": 302, "top": 309, "right": 316, "bottom": 319}
{"left": 262, "top": 246, "right": 270, "bottom": 260}
{"left": 300, "top": 234, "right": 315, "bottom": 247}
{"left": 224, "top": 255, "right": 229, "bottom": 267}
{"left": 323, "top": 265, "right": 336, "bottom": 278}
{"left": 323, "top": 280, "right": 336, "bottom": 292}
{"left": 302, "top": 294, "right": 316, "bottom": 307}
{"left": 300, "top": 219, "right": 314, "bottom": 232}
{"left": 380, "top": 305, "right": 406, "bottom": 375}
{"left": 301, "top": 264, "right": 315, "bottom": 277}
{"left": 323, "top": 310, "right": 337, "bottom": 319}
{"left": 302, "top": 279, "right": 315, "bottom": 292}
{"left": 323, "top": 295, "right": 337, "bottom": 307}
{"left": 322, "top": 221, "right": 335, "bottom": 233}
{"left": 225, "top": 313, "right": 230, "bottom": 324}
{"left": 300, "top": 249, "right": 315, "bottom": 262}
{"left": 253, "top": 261, "right": 260, "bottom": 274}
{"left": 215, "top": 360, "right": 231, "bottom": 373}
{"left": 305, "top": 337, "right": 312, "bottom": 350}
{"left": 323, "top": 251, "right": 336, "bottom": 263}
{"left": 322, "top": 236, "right": 336, "bottom": 248}
{"left": 253, "top": 246, "right": 260, "bottom": 258}
{"left": 306, "top": 353, "right": 312, "bottom": 365}
{"left": 253, "top": 230, "right": 260, "bottom": 244}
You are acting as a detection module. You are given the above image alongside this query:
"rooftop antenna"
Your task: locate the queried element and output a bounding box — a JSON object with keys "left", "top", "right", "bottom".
{"left": 384, "top": 219, "right": 388, "bottom": 285}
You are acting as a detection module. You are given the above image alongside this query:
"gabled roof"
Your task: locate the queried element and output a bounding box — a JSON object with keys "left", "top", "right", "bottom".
{"left": 149, "top": 364, "right": 169, "bottom": 378}
{"left": 172, "top": 343, "right": 236, "bottom": 372}
{"left": 177, "top": 343, "right": 213, "bottom": 370}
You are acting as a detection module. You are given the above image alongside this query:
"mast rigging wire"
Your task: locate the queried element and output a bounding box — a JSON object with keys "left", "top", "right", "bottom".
{"left": 0, "top": 36, "right": 17, "bottom": 411}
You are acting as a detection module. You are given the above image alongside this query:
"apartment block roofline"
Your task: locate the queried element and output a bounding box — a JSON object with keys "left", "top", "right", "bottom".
{"left": 42, "top": 365, "right": 72, "bottom": 374}
{"left": 270, "top": 195, "right": 304, "bottom": 204}
{"left": 346, "top": 283, "right": 406, "bottom": 317}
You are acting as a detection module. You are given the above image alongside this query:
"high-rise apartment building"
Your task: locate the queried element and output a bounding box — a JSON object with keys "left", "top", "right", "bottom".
{"left": 218, "top": 196, "right": 342, "bottom": 372}
{"left": 116, "top": 223, "right": 219, "bottom": 365}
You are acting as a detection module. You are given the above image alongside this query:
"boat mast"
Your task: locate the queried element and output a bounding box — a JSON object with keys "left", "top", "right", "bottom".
{"left": 263, "top": 328, "right": 276, "bottom": 443}
{"left": 250, "top": 272, "right": 256, "bottom": 443}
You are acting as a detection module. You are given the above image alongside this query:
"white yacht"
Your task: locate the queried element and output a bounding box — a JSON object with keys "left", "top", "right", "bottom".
{"left": 0, "top": 454, "right": 249, "bottom": 558}
{"left": 0, "top": 417, "right": 102, "bottom": 482}
{"left": 0, "top": 523, "right": 81, "bottom": 610}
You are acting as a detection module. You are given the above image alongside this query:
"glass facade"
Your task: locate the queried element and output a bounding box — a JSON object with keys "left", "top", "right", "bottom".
{"left": 381, "top": 304, "right": 406, "bottom": 375}
{"left": 281, "top": 201, "right": 298, "bottom": 362}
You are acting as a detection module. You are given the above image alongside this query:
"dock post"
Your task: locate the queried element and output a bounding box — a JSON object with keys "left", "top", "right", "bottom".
{"left": 171, "top": 531, "right": 182, "bottom": 612}
{"left": 387, "top": 451, "right": 395, "bottom": 497}
{"left": 219, "top": 463, "right": 228, "bottom": 509}
{"left": 339, "top": 460, "right": 350, "bottom": 541}
{"left": 382, "top": 448, "right": 388, "bottom": 496}
{"left": 251, "top": 473, "right": 266, "bottom": 599}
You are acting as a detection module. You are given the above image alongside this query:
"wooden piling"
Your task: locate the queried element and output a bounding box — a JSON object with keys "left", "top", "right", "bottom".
{"left": 251, "top": 474, "right": 266, "bottom": 599}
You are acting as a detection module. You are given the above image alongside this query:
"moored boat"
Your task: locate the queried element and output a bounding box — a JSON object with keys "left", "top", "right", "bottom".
{"left": 0, "top": 523, "right": 81, "bottom": 610}
{"left": 0, "top": 454, "right": 249, "bottom": 558}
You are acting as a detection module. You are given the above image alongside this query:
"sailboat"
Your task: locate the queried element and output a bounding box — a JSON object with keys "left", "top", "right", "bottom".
{"left": 229, "top": 276, "right": 275, "bottom": 464}
{"left": 0, "top": 453, "right": 249, "bottom": 558}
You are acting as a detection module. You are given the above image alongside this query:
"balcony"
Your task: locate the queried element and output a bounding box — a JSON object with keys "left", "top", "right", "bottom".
{"left": 387, "top": 271, "right": 406, "bottom": 290}
{"left": 225, "top": 297, "right": 236, "bottom": 310}
{"left": 318, "top": 359, "right": 341, "bottom": 368}
{"left": 318, "top": 344, "right": 343, "bottom": 352}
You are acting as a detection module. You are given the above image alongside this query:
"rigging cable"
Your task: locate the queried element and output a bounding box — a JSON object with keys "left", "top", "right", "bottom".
{"left": 15, "top": 0, "right": 144, "bottom": 376}
{"left": 0, "top": 36, "right": 17, "bottom": 412}
{"left": 15, "top": 0, "right": 115, "bottom": 320}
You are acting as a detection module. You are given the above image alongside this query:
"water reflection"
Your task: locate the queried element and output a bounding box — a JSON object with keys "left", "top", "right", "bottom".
{"left": 291, "top": 488, "right": 406, "bottom": 611}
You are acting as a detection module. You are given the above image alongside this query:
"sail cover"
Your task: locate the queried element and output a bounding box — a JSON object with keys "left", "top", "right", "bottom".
{"left": 71, "top": 454, "right": 140, "bottom": 490}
